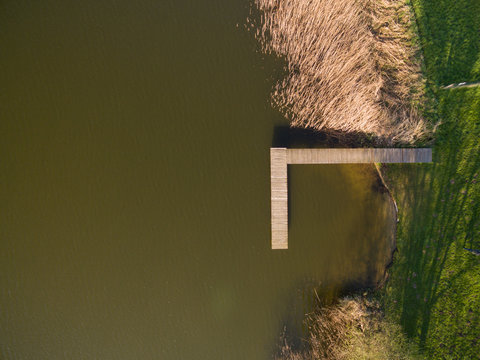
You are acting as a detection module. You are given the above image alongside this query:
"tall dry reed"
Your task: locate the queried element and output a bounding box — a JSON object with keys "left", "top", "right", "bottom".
{"left": 276, "top": 296, "right": 421, "bottom": 360}
{"left": 252, "top": 0, "right": 430, "bottom": 144}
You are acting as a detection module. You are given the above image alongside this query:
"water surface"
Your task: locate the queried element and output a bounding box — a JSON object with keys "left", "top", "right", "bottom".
{"left": 1, "top": 1, "right": 395, "bottom": 358}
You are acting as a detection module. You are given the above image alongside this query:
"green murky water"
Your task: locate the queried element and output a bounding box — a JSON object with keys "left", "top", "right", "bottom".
{"left": 1, "top": 1, "right": 395, "bottom": 358}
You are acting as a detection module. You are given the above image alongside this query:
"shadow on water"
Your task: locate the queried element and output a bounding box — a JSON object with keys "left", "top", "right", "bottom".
{"left": 271, "top": 126, "right": 377, "bottom": 149}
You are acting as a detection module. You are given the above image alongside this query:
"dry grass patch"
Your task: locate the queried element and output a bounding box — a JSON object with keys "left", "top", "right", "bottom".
{"left": 252, "top": 0, "right": 431, "bottom": 144}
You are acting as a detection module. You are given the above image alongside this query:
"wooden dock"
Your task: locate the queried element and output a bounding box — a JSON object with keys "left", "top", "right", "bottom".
{"left": 271, "top": 148, "right": 432, "bottom": 249}
{"left": 270, "top": 148, "right": 288, "bottom": 249}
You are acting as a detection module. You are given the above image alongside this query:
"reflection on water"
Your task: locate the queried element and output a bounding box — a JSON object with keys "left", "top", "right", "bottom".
{"left": 1, "top": 1, "right": 395, "bottom": 359}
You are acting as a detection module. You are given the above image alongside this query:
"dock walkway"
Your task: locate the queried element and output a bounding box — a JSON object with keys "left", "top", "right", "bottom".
{"left": 270, "top": 148, "right": 432, "bottom": 249}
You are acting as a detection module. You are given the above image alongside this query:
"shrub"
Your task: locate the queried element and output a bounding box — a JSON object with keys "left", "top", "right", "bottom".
{"left": 277, "top": 295, "right": 422, "bottom": 359}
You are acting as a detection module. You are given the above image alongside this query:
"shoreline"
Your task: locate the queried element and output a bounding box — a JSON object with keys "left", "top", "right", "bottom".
{"left": 374, "top": 163, "right": 399, "bottom": 289}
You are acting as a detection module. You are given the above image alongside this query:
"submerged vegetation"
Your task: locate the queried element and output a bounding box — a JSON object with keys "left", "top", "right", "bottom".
{"left": 253, "top": 0, "right": 431, "bottom": 144}
{"left": 277, "top": 295, "right": 421, "bottom": 360}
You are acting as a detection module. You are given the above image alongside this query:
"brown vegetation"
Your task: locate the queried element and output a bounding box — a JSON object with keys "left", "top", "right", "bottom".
{"left": 252, "top": 0, "right": 430, "bottom": 144}
{"left": 277, "top": 295, "right": 421, "bottom": 359}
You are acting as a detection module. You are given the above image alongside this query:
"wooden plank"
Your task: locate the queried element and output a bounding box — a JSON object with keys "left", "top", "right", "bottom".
{"left": 271, "top": 148, "right": 288, "bottom": 249}
{"left": 401, "top": 148, "right": 432, "bottom": 163}
{"left": 286, "top": 148, "right": 432, "bottom": 164}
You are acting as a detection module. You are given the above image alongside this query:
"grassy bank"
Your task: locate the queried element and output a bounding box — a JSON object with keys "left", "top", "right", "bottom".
{"left": 381, "top": 0, "right": 480, "bottom": 358}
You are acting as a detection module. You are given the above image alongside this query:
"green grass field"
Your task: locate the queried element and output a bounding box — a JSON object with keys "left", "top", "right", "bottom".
{"left": 382, "top": 0, "right": 480, "bottom": 358}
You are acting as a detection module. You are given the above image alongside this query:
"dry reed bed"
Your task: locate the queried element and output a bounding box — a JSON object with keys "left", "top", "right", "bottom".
{"left": 276, "top": 296, "right": 421, "bottom": 359}
{"left": 252, "top": 0, "right": 430, "bottom": 144}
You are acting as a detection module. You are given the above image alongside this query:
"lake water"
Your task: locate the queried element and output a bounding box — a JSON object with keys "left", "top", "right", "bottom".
{"left": 1, "top": 1, "right": 395, "bottom": 358}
